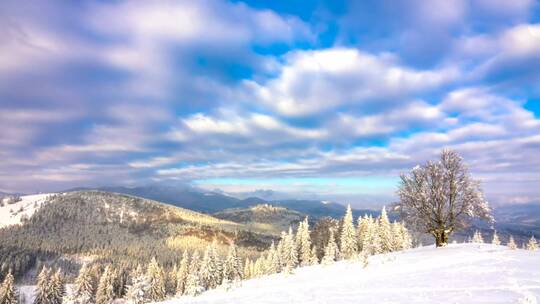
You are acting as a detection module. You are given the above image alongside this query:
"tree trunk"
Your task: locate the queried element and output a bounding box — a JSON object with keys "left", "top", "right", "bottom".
{"left": 434, "top": 230, "right": 449, "bottom": 247}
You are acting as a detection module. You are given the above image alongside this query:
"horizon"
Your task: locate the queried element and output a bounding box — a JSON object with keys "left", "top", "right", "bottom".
{"left": 1, "top": 0, "right": 540, "bottom": 207}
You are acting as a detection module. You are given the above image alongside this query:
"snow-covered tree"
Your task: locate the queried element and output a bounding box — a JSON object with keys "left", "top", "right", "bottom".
{"left": 309, "top": 246, "right": 319, "bottom": 265}
{"left": 50, "top": 269, "right": 66, "bottom": 304}
{"left": 200, "top": 240, "right": 222, "bottom": 290}
{"left": 96, "top": 266, "right": 115, "bottom": 304}
{"left": 322, "top": 229, "right": 339, "bottom": 265}
{"left": 400, "top": 224, "right": 413, "bottom": 250}
{"left": 243, "top": 259, "right": 252, "bottom": 280}
{"left": 472, "top": 230, "right": 484, "bottom": 243}
{"left": 70, "top": 264, "right": 95, "bottom": 304}
{"left": 390, "top": 222, "right": 403, "bottom": 251}
{"left": 296, "top": 217, "right": 312, "bottom": 266}
{"left": 363, "top": 216, "right": 381, "bottom": 255}
{"left": 222, "top": 242, "right": 242, "bottom": 287}
{"left": 526, "top": 236, "right": 538, "bottom": 250}
{"left": 340, "top": 204, "right": 357, "bottom": 259}
{"left": 396, "top": 149, "right": 493, "bottom": 247}
{"left": 184, "top": 251, "right": 204, "bottom": 296}
{"left": 356, "top": 215, "right": 370, "bottom": 252}
{"left": 491, "top": 231, "right": 501, "bottom": 245}
{"left": 0, "top": 271, "right": 18, "bottom": 304}
{"left": 146, "top": 258, "right": 166, "bottom": 301}
{"left": 282, "top": 227, "right": 298, "bottom": 273}
{"left": 34, "top": 267, "right": 51, "bottom": 304}
{"left": 378, "top": 206, "right": 394, "bottom": 253}
{"left": 125, "top": 265, "right": 149, "bottom": 304}
{"left": 175, "top": 251, "right": 189, "bottom": 296}
{"left": 166, "top": 264, "right": 177, "bottom": 296}
{"left": 507, "top": 235, "right": 517, "bottom": 250}
{"left": 265, "top": 242, "right": 281, "bottom": 274}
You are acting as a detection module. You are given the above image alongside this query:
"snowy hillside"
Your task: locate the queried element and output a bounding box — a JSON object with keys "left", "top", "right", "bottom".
{"left": 162, "top": 243, "right": 540, "bottom": 304}
{"left": 0, "top": 193, "right": 55, "bottom": 228}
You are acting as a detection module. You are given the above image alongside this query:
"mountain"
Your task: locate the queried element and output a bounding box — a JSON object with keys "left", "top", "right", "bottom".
{"left": 0, "top": 191, "right": 275, "bottom": 282}
{"left": 213, "top": 204, "right": 305, "bottom": 235}
{"left": 160, "top": 243, "right": 540, "bottom": 304}
{"left": 86, "top": 185, "right": 379, "bottom": 220}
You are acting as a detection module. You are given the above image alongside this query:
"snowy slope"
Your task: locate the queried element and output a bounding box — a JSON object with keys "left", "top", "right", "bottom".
{"left": 162, "top": 244, "right": 540, "bottom": 304}
{"left": 0, "top": 193, "right": 54, "bottom": 228}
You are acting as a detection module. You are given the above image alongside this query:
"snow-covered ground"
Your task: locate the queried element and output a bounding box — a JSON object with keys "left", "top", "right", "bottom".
{"left": 0, "top": 193, "right": 54, "bottom": 228}
{"left": 163, "top": 243, "right": 540, "bottom": 304}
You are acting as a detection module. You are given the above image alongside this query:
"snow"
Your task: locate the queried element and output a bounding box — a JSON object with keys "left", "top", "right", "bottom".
{"left": 0, "top": 193, "right": 54, "bottom": 228}
{"left": 161, "top": 244, "right": 540, "bottom": 304}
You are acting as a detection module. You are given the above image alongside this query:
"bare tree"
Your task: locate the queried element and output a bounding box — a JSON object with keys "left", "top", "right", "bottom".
{"left": 395, "top": 149, "right": 493, "bottom": 247}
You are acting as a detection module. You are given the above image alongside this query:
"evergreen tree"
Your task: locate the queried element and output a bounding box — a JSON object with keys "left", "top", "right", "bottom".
{"left": 282, "top": 227, "right": 298, "bottom": 273}
{"left": 472, "top": 230, "right": 484, "bottom": 243}
{"left": 50, "top": 269, "right": 66, "bottom": 304}
{"left": 322, "top": 229, "right": 339, "bottom": 265}
{"left": 265, "top": 242, "right": 281, "bottom": 274}
{"left": 243, "top": 259, "right": 252, "bottom": 280}
{"left": 526, "top": 236, "right": 538, "bottom": 250}
{"left": 400, "top": 224, "right": 413, "bottom": 250}
{"left": 125, "top": 265, "right": 148, "bottom": 304}
{"left": 146, "top": 258, "right": 166, "bottom": 301}
{"left": 357, "top": 215, "right": 370, "bottom": 252}
{"left": 175, "top": 251, "right": 189, "bottom": 296}
{"left": 296, "top": 217, "right": 312, "bottom": 266}
{"left": 340, "top": 205, "right": 357, "bottom": 259}
{"left": 0, "top": 271, "right": 18, "bottom": 304}
{"left": 390, "top": 222, "right": 403, "bottom": 251}
{"left": 491, "top": 231, "right": 501, "bottom": 245}
{"left": 34, "top": 266, "right": 51, "bottom": 304}
{"left": 222, "top": 242, "right": 242, "bottom": 287}
{"left": 309, "top": 246, "right": 319, "bottom": 265}
{"left": 378, "top": 206, "right": 393, "bottom": 253}
{"left": 200, "top": 240, "right": 222, "bottom": 290}
{"left": 364, "top": 216, "right": 381, "bottom": 255}
{"left": 276, "top": 231, "right": 287, "bottom": 269}
{"left": 507, "top": 235, "right": 517, "bottom": 249}
{"left": 70, "top": 264, "right": 95, "bottom": 304}
{"left": 184, "top": 251, "right": 203, "bottom": 297}
{"left": 96, "top": 266, "right": 115, "bottom": 304}
{"left": 166, "top": 264, "right": 177, "bottom": 296}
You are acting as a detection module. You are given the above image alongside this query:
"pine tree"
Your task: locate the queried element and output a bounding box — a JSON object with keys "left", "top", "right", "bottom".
{"left": 166, "top": 264, "right": 177, "bottom": 296}
{"left": 243, "top": 259, "right": 252, "bottom": 280}
{"left": 364, "top": 216, "right": 381, "bottom": 255}
{"left": 378, "top": 206, "right": 393, "bottom": 253}
{"left": 340, "top": 205, "right": 357, "bottom": 259}
{"left": 146, "top": 258, "right": 166, "bottom": 301}
{"left": 390, "top": 222, "right": 403, "bottom": 252}
{"left": 472, "top": 230, "right": 484, "bottom": 243}
{"left": 70, "top": 264, "right": 95, "bottom": 304}
{"left": 175, "top": 251, "right": 189, "bottom": 296}
{"left": 125, "top": 265, "right": 148, "bottom": 304}
{"left": 0, "top": 271, "right": 18, "bottom": 304}
{"left": 400, "top": 223, "right": 413, "bottom": 250}
{"left": 322, "top": 229, "right": 339, "bottom": 265}
{"left": 265, "top": 242, "right": 281, "bottom": 273}
{"left": 309, "top": 246, "right": 319, "bottom": 265}
{"left": 296, "top": 217, "right": 312, "bottom": 266}
{"left": 526, "top": 236, "right": 538, "bottom": 250}
{"left": 491, "top": 231, "right": 501, "bottom": 245}
{"left": 357, "top": 215, "right": 370, "bottom": 253}
{"left": 184, "top": 251, "right": 204, "bottom": 297}
{"left": 96, "top": 266, "right": 115, "bottom": 304}
{"left": 282, "top": 227, "right": 298, "bottom": 273}
{"left": 34, "top": 266, "right": 51, "bottom": 304}
{"left": 50, "top": 269, "right": 66, "bottom": 304}
{"left": 222, "top": 242, "right": 242, "bottom": 287}
{"left": 507, "top": 235, "right": 517, "bottom": 249}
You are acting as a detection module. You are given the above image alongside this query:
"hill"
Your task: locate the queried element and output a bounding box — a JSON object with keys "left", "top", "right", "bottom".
{"left": 213, "top": 204, "right": 305, "bottom": 235}
{"left": 0, "top": 191, "right": 275, "bottom": 281}
{"left": 161, "top": 243, "right": 540, "bottom": 304}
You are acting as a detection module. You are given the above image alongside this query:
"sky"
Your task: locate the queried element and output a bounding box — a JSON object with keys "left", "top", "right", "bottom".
{"left": 1, "top": 0, "right": 540, "bottom": 207}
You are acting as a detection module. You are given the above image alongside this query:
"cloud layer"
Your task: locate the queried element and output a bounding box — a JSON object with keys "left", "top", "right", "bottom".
{"left": 1, "top": 0, "right": 539, "bottom": 207}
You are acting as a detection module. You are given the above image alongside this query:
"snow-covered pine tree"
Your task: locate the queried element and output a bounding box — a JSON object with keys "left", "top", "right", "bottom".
{"left": 243, "top": 258, "right": 252, "bottom": 280}
{"left": 50, "top": 269, "right": 66, "bottom": 304}
{"left": 276, "top": 231, "right": 287, "bottom": 269}
{"left": 70, "top": 264, "right": 95, "bottom": 304}
{"left": 296, "top": 217, "right": 312, "bottom": 266}
{"left": 222, "top": 242, "right": 242, "bottom": 287}
{"left": 357, "top": 215, "right": 370, "bottom": 253}
{"left": 283, "top": 227, "right": 298, "bottom": 273}
{"left": 0, "top": 271, "right": 18, "bottom": 304}
{"left": 166, "top": 264, "right": 177, "bottom": 296}
{"left": 364, "top": 215, "right": 381, "bottom": 255}
{"left": 184, "top": 251, "right": 204, "bottom": 297}
{"left": 340, "top": 204, "right": 357, "bottom": 259}
{"left": 378, "top": 206, "right": 393, "bottom": 253}
{"left": 491, "top": 231, "right": 501, "bottom": 245}
{"left": 526, "top": 236, "right": 538, "bottom": 250}
{"left": 175, "top": 250, "right": 189, "bottom": 296}
{"left": 322, "top": 229, "right": 339, "bottom": 265}
{"left": 146, "top": 257, "right": 166, "bottom": 301}
{"left": 472, "top": 230, "right": 484, "bottom": 243}
{"left": 125, "top": 265, "right": 149, "bottom": 304}
{"left": 209, "top": 239, "right": 223, "bottom": 287}
{"left": 265, "top": 242, "right": 280, "bottom": 274}
{"left": 34, "top": 266, "right": 51, "bottom": 304}
{"left": 96, "top": 266, "right": 115, "bottom": 304}
{"left": 507, "top": 235, "right": 517, "bottom": 249}
{"left": 309, "top": 245, "right": 319, "bottom": 265}
{"left": 400, "top": 223, "right": 413, "bottom": 250}
{"left": 390, "top": 222, "right": 403, "bottom": 251}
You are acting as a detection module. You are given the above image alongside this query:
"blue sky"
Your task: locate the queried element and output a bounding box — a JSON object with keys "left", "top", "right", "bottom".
{"left": 1, "top": 0, "right": 540, "bottom": 207}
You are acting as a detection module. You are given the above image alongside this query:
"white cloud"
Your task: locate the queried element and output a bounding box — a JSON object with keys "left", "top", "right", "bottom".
{"left": 244, "top": 48, "right": 459, "bottom": 116}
